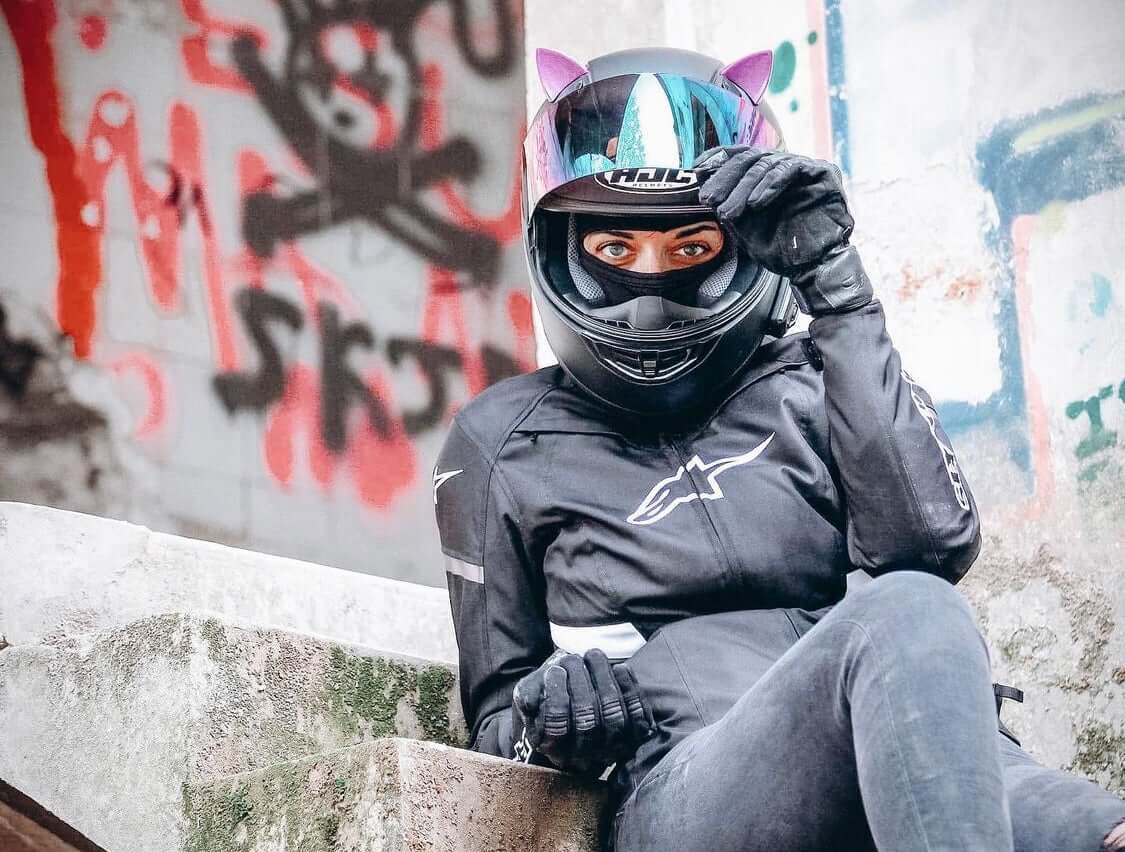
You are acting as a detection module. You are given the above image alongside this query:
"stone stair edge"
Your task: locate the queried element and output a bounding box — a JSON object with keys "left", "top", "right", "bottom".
{"left": 2, "top": 607, "right": 459, "bottom": 673}
{"left": 0, "top": 500, "right": 449, "bottom": 598}
{"left": 0, "top": 501, "right": 458, "bottom": 663}
{"left": 185, "top": 737, "right": 572, "bottom": 789}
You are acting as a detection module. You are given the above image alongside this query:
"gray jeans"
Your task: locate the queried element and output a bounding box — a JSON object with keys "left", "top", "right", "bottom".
{"left": 612, "top": 572, "right": 1125, "bottom": 852}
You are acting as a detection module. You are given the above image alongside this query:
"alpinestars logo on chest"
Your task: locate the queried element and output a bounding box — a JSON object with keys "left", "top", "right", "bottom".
{"left": 627, "top": 433, "right": 775, "bottom": 526}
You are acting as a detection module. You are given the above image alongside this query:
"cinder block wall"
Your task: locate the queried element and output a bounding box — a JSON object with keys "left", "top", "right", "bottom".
{"left": 524, "top": 0, "right": 1125, "bottom": 789}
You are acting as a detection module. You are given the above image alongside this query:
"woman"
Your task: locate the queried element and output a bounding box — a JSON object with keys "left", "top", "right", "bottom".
{"left": 434, "top": 45, "right": 1125, "bottom": 851}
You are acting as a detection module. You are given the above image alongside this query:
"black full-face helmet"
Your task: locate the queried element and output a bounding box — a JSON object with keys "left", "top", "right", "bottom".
{"left": 523, "top": 46, "right": 797, "bottom": 417}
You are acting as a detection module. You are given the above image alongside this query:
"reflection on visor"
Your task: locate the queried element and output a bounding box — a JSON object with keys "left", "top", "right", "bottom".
{"left": 525, "top": 73, "right": 777, "bottom": 212}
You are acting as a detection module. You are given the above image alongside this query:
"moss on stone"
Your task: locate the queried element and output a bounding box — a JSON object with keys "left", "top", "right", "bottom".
{"left": 1070, "top": 721, "right": 1125, "bottom": 791}
{"left": 184, "top": 761, "right": 349, "bottom": 852}
{"left": 316, "top": 813, "right": 341, "bottom": 845}
{"left": 183, "top": 780, "right": 258, "bottom": 852}
{"left": 412, "top": 665, "right": 463, "bottom": 746}
{"left": 322, "top": 647, "right": 464, "bottom": 746}
{"left": 325, "top": 646, "right": 415, "bottom": 738}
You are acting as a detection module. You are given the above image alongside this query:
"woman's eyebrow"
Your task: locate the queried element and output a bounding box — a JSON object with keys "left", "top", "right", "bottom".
{"left": 671, "top": 224, "right": 719, "bottom": 238}
{"left": 598, "top": 230, "right": 636, "bottom": 238}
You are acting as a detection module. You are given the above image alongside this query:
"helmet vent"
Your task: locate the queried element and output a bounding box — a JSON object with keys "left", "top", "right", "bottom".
{"left": 598, "top": 344, "right": 695, "bottom": 381}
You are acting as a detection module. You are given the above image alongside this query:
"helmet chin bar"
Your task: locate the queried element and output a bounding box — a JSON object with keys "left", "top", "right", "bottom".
{"left": 585, "top": 295, "right": 714, "bottom": 330}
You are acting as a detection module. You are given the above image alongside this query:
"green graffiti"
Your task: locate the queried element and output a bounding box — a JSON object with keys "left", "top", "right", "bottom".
{"left": 1065, "top": 384, "right": 1119, "bottom": 460}
{"left": 807, "top": 30, "right": 819, "bottom": 46}
{"left": 769, "top": 41, "right": 797, "bottom": 94}
{"left": 1065, "top": 380, "right": 1125, "bottom": 482}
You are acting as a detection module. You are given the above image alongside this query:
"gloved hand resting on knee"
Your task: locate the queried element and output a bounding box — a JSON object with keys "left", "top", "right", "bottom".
{"left": 511, "top": 648, "right": 654, "bottom": 774}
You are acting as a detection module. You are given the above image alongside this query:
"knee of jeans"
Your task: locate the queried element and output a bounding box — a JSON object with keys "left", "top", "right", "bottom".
{"left": 850, "top": 570, "right": 980, "bottom": 645}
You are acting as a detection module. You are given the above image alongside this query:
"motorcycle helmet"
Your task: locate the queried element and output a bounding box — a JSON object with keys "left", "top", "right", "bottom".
{"left": 523, "top": 46, "right": 796, "bottom": 416}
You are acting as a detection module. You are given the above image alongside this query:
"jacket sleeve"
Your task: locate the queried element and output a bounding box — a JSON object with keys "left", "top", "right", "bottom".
{"left": 807, "top": 300, "right": 981, "bottom": 582}
{"left": 434, "top": 418, "right": 554, "bottom": 758}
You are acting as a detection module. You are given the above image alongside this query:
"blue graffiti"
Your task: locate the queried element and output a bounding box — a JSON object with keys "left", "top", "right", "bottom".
{"left": 824, "top": 0, "right": 850, "bottom": 175}
{"left": 1089, "top": 273, "right": 1113, "bottom": 318}
{"left": 944, "top": 91, "right": 1125, "bottom": 486}
{"left": 819, "top": 9, "right": 1125, "bottom": 491}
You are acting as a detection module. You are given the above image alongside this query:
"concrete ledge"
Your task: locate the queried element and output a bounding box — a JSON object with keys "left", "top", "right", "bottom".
{"left": 184, "top": 738, "right": 608, "bottom": 852}
{"left": 0, "top": 614, "right": 466, "bottom": 852}
{"left": 0, "top": 502, "right": 457, "bottom": 662}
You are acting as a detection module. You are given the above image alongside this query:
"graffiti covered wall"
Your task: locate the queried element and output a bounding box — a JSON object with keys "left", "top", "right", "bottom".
{"left": 0, "top": 0, "right": 532, "bottom": 583}
{"left": 526, "top": 0, "right": 1125, "bottom": 791}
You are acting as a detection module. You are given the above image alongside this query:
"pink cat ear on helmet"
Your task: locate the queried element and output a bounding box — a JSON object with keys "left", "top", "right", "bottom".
{"left": 536, "top": 48, "right": 587, "bottom": 101}
{"left": 720, "top": 50, "right": 773, "bottom": 103}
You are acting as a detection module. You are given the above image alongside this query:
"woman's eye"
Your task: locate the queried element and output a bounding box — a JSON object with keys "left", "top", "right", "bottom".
{"left": 678, "top": 243, "right": 708, "bottom": 258}
{"left": 602, "top": 243, "right": 629, "bottom": 258}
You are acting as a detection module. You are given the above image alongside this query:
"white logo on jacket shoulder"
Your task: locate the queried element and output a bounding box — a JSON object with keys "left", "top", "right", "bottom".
{"left": 627, "top": 434, "right": 775, "bottom": 526}
{"left": 432, "top": 468, "right": 464, "bottom": 504}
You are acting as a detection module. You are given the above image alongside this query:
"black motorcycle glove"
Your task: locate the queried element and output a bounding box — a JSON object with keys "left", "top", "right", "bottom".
{"left": 696, "top": 146, "right": 873, "bottom": 315}
{"left": 511, "top": 649, "right": 654, "bottom": 774}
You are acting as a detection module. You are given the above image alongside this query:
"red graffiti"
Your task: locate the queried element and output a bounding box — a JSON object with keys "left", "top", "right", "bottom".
{"left": 264, "top": 364, "right": 415, "bottom": 508}
{"left": 109, "top": 352, "right": 167, "bottom": 439}
{"left": 507, "top": 290, "right": 536, "bottom": 369}
{"left": 79, "top": 14, "right": 107, "bottom": 51}
{"left": 319, "top": 24, "right": 399, "bottom": 149}
{"left": 5, "top": 0, "right": 531, "bottom": 518}
{"left": 2, "top": 0, "right": 102, "bottom": 359}
{"left": 77, "top": 93, "right": 238, "bottom": 370}
{"left": 181, "top": 0, "right": 265, "bottom": 93}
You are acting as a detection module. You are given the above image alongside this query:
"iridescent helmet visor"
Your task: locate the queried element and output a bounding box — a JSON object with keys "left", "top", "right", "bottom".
{"left": 525, "top": 72, "right": 781, "bottom": 216}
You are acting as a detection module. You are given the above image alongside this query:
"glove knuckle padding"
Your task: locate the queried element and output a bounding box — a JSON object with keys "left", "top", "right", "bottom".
{"left": 701, "top": 149, "right": 770, "bottom": 204}
{"left": 541, "top": 664, "right": 571, "bottom": 739}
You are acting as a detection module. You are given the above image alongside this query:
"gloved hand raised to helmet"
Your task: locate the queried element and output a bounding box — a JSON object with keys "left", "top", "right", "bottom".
{"left": 511, "top": 648, "right": 654, "bottom": 774}
{"left": 695, "top": 146, "right": 874, "bottom": 316}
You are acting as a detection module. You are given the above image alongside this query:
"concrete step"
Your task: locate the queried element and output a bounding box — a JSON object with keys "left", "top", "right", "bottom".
{"left": 184, "top": 738, "right": 607, "bottom": 852}
{"left": 0, "top": 501, "right": 456, "bottom": 663}
{"left": 1, "top": 613, "right": 467, "bottom": 852}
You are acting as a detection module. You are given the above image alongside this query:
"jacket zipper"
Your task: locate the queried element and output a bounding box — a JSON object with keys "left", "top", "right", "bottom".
{"left": 666, "top": 437, "right": 739, "bottom": 588}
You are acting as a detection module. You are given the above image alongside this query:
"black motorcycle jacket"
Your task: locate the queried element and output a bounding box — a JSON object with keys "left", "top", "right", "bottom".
{"left": 434, "top": 300, "right": 981, "bottom": 794}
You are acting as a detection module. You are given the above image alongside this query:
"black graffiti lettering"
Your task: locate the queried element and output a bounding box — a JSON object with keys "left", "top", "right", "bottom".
{"left": 449, "top": 0, "right": 516, "bottom": 77}
{"left": 482, "top": 343, "right": 522, "bottom": 386}
{"left": 214, "top": 287, "right": 519, "bottom": 449}
{"left": 231, "top": 0, "right": 516, "bottom": 285}
{"left": 319, "top": 303, "right": 391, "bottom": 450}
{"left": 0, "top": 303, "right": 44, "bottom": 399}
{"left": 213, "top": 288, "right": 304, "bottom": 413}
{"left": 386, "top": 338, "right": 462, "bottom": 435}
